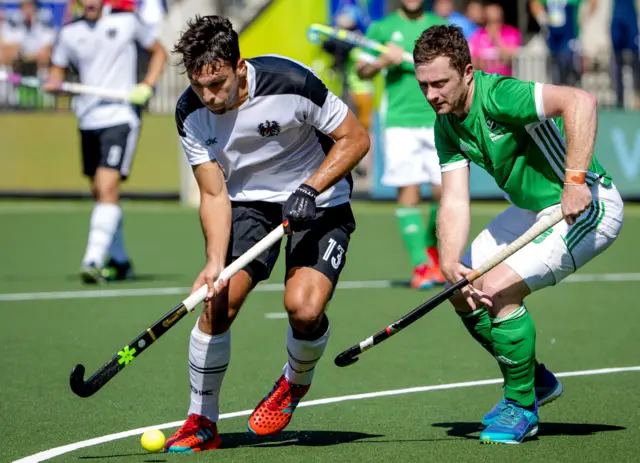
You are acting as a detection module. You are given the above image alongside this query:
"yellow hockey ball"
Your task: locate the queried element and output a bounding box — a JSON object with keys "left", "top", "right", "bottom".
{"left": 140, "top": 429, "right": 166, "bottom": 453}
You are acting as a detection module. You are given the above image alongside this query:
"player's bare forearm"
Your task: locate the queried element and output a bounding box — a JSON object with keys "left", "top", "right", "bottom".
{"left": 542, "top": 84, "right": 597, "bottom": 171}
{"left": 193, "top": 161, "right": 231, "bottom": 265}
{"left": 141, "top": 41, "right": 167, "bottom": 87}
{"left": 562, "top": 92, "right": 597, "bottom": 171}
{"left": 41, "top": 65, "right": 66, "bottom": 93}
{"left": 47, "top": 65, "right": 65, "bottom": 84}
{"left": 305, "top": 110, "right": 370, "bottom": 193}
{"left": 438, "top": 199, "right": 470, "bottom": 265}
{"left": 200, "top": 194, "right": 231, "bottom": 264}
{"left": 356, "top": 60, "right": 382, "bottom": 79}
{"left": 438, "top": 167, "right": 471, "bottom": 266}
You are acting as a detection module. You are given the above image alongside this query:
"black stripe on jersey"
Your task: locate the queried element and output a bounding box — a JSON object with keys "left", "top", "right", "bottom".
{"left": 315, "top": 129, "right": 354, "bottom": 197}
{"left": 175, "top": 87, "right": 204, "bottom": 137}
{"left": 248, "top": 56, "right": 328, "bottom": 108}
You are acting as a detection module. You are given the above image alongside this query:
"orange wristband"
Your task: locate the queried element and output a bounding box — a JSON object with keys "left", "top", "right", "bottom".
{"left": 564, "top": 169, "right": 586, "bottom": 185}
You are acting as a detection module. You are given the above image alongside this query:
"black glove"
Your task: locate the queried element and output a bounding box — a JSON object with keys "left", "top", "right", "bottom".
{"left": 283, "top": 184, "right": 319, "bottom": 234}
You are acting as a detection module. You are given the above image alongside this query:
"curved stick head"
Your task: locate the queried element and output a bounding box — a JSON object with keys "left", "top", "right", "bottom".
{"left": 69, "top": 364, "right": 92, "bottom": 398}
{"left": 334, "top": 352, "right": 359, "bottom": 367}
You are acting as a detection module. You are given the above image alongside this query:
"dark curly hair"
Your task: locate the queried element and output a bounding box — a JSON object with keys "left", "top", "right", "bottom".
{"left": 172, "top": 15, "right": 240, "bottom": 75}
{"left": 413, "top": 25, "right": 471, "bottom": 76}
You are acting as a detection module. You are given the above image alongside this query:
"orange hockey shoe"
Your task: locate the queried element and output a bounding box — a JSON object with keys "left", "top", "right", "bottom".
{"left": 247, "top": 374, "right": 310, "bottom": 436}
{"left": 164, "top": 414, "right": 222, "bottom": 453}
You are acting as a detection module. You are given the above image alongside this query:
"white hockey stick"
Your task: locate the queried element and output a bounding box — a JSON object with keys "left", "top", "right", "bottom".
{"left": 0, "top": 70, "right": 132, "bottom": 102}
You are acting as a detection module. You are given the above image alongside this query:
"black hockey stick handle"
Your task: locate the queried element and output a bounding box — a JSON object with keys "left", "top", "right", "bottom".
{"left": 70, "top": 224, "right": 286, "bottom": 398}
{"left": 334, "top": 278, "right": 468, "bottom": 367}
{"left": 334, "top": 207, "right": 564, "bottom": 367}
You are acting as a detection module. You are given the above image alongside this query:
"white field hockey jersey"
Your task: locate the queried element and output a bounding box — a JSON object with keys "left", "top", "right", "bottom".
{"left": 176, "top": 55, "right": 352, "bottom": 208}
{"left": 51, "top": 10, "right": 156, "bottom": 130}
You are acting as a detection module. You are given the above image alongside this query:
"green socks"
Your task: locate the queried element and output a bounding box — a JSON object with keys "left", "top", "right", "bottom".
{"left": 425, "top": 203, "right": 439, "bottom": 249}
{"left": 491, "top": 305, "right": 537, "bottom": 408}
{"left": 396, "top": 208, "right": 427, "bottom": 267}
{"left": 457, "top": 304, "right": 537, "bottom": 408}
{"left": 456, "top": 307, "right": 494, "bottom": 356}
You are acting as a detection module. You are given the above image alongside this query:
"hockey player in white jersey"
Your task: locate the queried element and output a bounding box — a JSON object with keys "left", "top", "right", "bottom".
{"left": 43, "top": 0, "right": 167, "bottom": 283}
{"left": 165, "top": 15, "right": 370, "bottom": 453}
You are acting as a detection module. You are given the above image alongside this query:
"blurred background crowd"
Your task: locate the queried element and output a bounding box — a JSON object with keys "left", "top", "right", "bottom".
{"left": 323, "top": 0, "right": 640, "bottom": 112}
{"left": 2, "top": 0, "right": 640, "bottom": 111}
{"left": 1, "top": 0, "right": 639, "bottom": 202}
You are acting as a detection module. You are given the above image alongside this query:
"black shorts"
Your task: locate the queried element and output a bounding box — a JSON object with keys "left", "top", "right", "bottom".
{"left": 79, "top": 123, "right": 139, "bottom": 179}
{"left": 226, "top": 201, "right": 356, "bottom": 287}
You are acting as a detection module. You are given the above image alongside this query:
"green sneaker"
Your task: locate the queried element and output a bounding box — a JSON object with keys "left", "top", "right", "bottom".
{"left": 80, "top": 263, "right": 106, "bottom": 284}
{"left": 101, "top": 258, "right": 135, "bottom": 281}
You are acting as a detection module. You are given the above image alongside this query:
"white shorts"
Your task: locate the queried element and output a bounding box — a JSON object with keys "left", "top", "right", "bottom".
{"left": 462, "top": 182, "right": 624, "bottom": 293}
{"left": 381, "top": 127, "right": 441, "bottom": 187}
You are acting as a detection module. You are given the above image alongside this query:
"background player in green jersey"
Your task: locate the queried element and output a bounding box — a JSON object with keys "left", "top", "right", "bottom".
{"left": 356, "top": 0, "right": 447, "bottom": 289}
{"left": 413, "top": 25, "right": 624, "bottom": 444}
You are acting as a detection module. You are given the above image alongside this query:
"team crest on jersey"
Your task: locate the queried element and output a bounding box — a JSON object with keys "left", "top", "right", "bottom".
{"left": 391, "top": 31, "right": 404, "bottom": 42}
{"left": 258, "top": 120, "right": 281, "bottom": 137}
{"left": 485, "top": 116, "right": 506, "bottom": 141}
{"left": 107, "top": 28, "right": 117, "bottom": 39}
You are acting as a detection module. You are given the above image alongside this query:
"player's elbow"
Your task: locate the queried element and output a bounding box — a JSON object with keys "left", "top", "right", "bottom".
{"left": 353, "top": 124, "right": 371, "bottom": 161}
{"left": 578, "top": 89, "right": 598, "bottom": 113}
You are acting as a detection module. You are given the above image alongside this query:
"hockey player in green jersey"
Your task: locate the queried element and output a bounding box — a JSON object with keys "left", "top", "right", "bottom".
{"left": 356, "top": 0, "right": 447, "bottom": 289}
{"left": 413, "top": 25, "right": 624, "bottom": 444}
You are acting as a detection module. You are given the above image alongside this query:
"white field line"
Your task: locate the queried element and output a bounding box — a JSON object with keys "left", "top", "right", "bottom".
{"left": 13, "top": 365, "right": 640, "bottom": 463}
{"left": 0, "top": 273, "right": 639, "bottom": 303}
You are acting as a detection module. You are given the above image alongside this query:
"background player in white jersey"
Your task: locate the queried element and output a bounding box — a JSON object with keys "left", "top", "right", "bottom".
{"left": 42, "top": 0, "right": 167, "bottom": 283}
{"left": 166, "top": 15, "right": 370, "bottom": 453}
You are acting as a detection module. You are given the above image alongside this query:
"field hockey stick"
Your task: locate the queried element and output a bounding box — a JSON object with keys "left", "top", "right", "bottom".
{"left": 307, "top": 23, "right": 414, "bottom": 64}
{"left": 0, "top": 70, "right": 132, "bottom": 102}
{"left": 334, "top": 207, "right": 565, "bottom": 367}
{"left": 69, "top": 223, "right": 286, "bottom": 398}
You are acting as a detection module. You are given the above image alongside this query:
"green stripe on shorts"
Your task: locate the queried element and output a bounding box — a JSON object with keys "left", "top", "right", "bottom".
{"left": 566, "top": 201, "right": 606, "bottom": 252}
{"left": 565, "top": 202, "right": 597, "bottom": 245}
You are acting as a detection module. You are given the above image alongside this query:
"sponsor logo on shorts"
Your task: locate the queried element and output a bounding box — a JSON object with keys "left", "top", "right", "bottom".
{"left": 205, "top": 137, "right": 218, "bottom": 146}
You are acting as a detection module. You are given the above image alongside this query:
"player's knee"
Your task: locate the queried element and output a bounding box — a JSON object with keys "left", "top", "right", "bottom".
{"left": 93, "top": 169, "right": 121, "bottom": 203}
{"left": 480, "top": 278, "right": 523, "bottom": 309}
{"left": 284, "top": 291, "right": 326, "bottom": 333}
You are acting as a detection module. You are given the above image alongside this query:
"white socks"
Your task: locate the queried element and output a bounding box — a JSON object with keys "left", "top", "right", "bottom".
{"left": 188, "top": 325, "right": 231, "bottom": 423}
{"left": 283, "top": 321, "right": 330, "bottom": 386}
{"left": 107, "top": 217, "right": 129, "bottom": 264}
{"left": 82, "top": 203, "right": 121, "bottom": 267}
